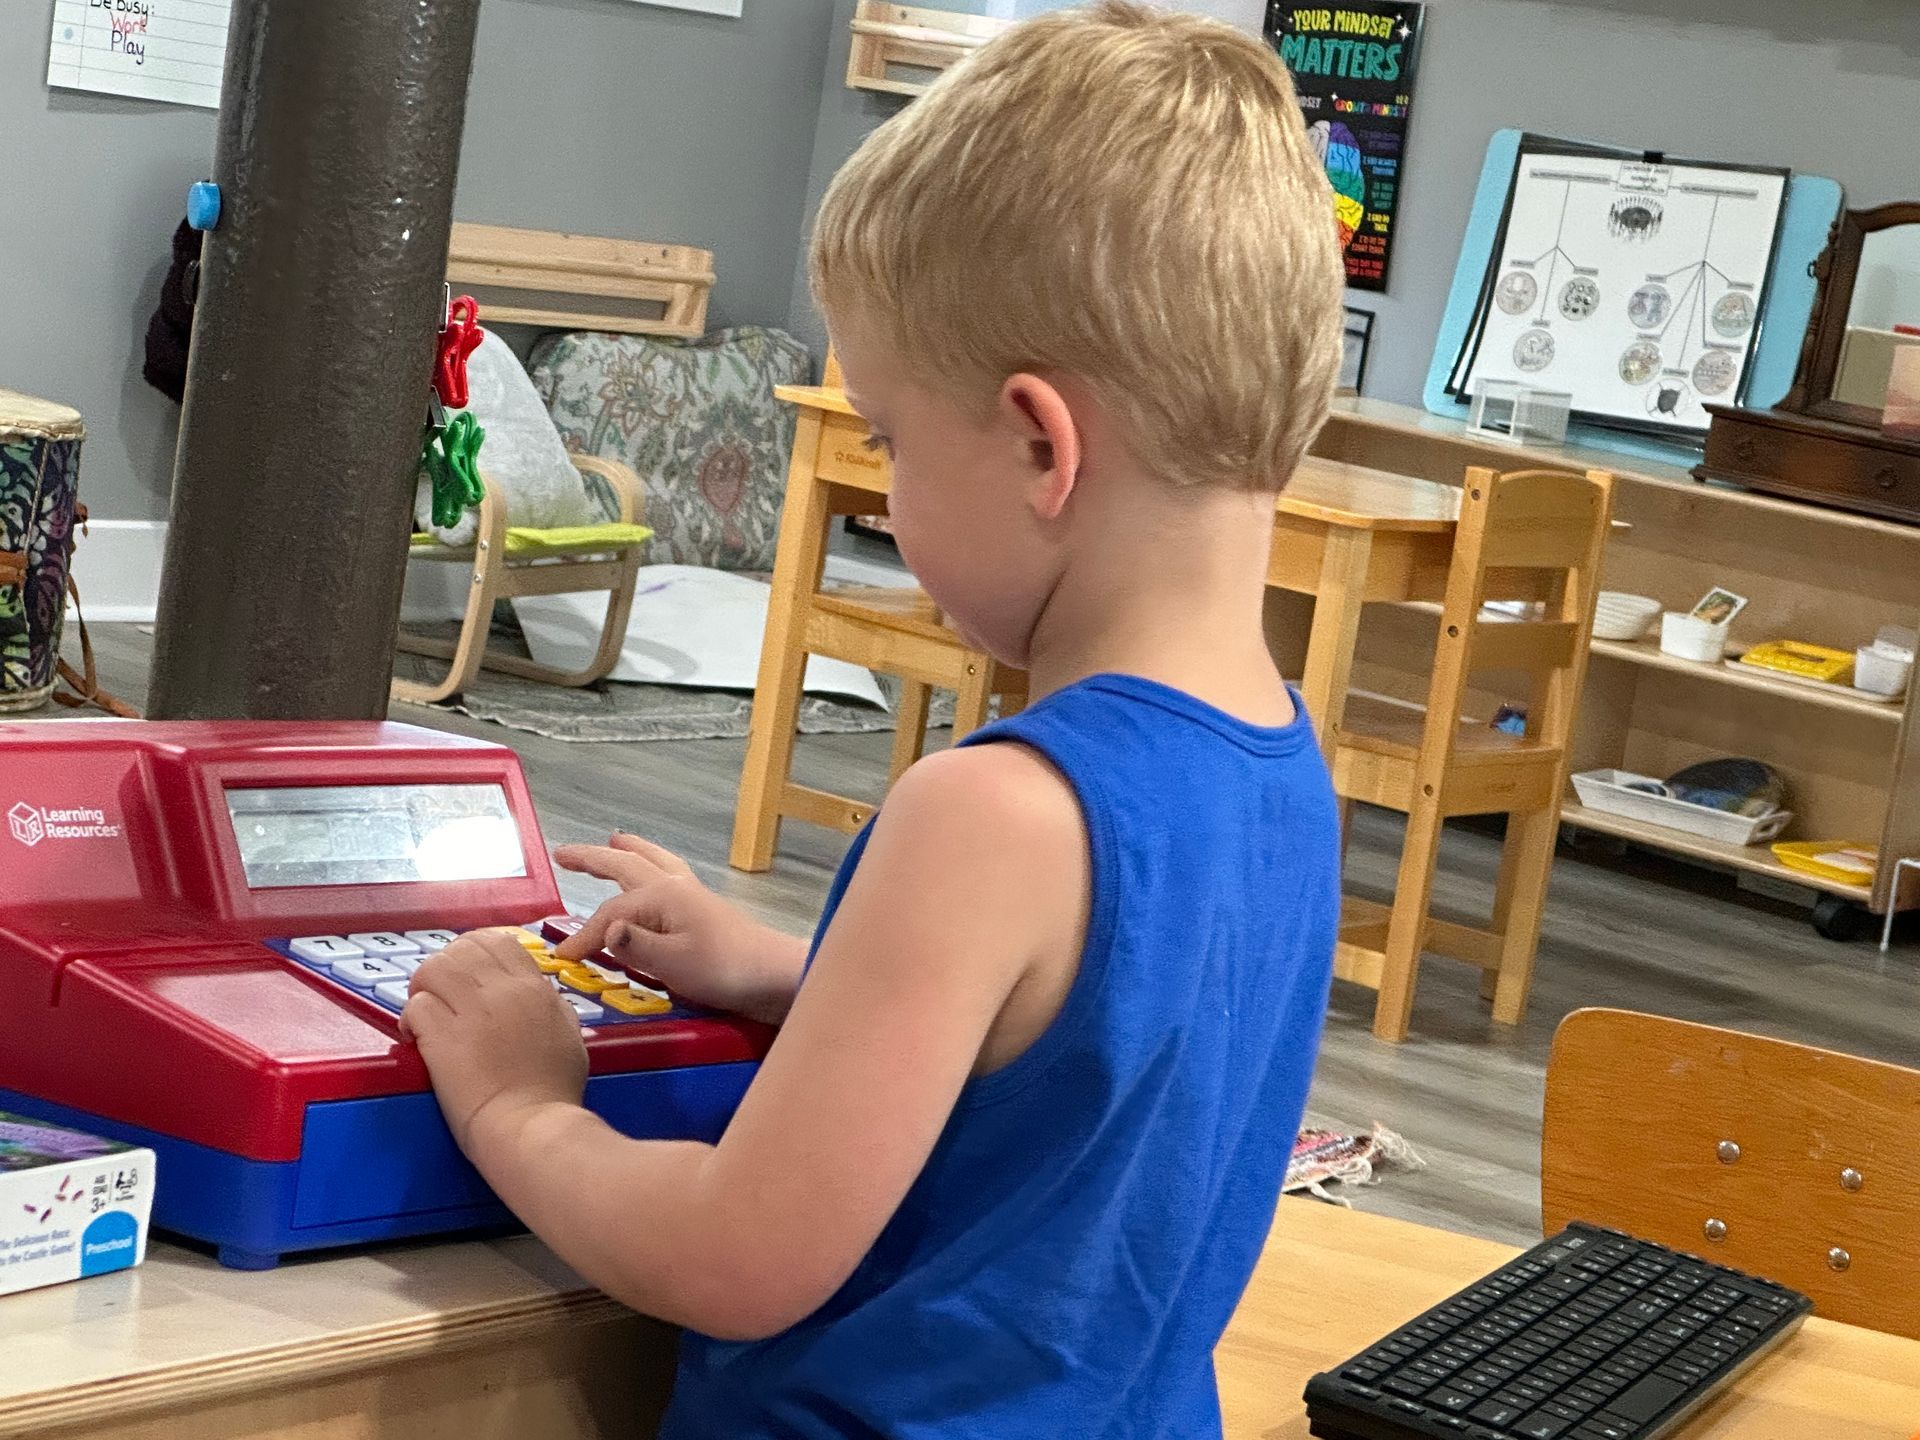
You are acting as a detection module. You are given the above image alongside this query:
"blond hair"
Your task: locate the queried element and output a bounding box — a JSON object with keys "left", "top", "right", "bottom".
{"left": 810, "top": 1, "right": 1344, "bottom": 492}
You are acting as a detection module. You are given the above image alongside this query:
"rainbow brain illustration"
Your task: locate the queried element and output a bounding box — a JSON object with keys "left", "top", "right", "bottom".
{"left": 1310, "top": 121, "right": 1368, "bottom": 251}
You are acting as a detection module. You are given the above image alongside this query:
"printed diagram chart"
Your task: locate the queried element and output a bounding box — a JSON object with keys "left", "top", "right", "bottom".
{"left": 1455, "top": 146, "right": 1788, "bottom": 433}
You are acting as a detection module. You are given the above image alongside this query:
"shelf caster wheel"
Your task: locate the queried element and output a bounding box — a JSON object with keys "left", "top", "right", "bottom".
{"left": 1562, "top": 825, "right": 1628, "bottom": 860}
{"left": 1811, "top": 894, "right": 1871, "bottom": 943}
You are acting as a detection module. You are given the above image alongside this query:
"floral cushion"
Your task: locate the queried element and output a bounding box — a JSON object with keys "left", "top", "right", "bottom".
{"left": 528, "top": 327, "right": 812, "bottom": 571}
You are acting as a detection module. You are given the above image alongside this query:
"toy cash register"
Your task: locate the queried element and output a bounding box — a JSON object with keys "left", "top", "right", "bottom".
{"left": 0, "top": 720, "right": 769, "bottom": 1269}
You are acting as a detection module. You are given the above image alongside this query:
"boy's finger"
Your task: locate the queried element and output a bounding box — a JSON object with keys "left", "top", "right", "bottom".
{"left": 399, "top": 988, "right": 454, "bottom": 1044}
{"left": 601, "top": 916, "right": 680, "bottom": 979}
{"left": 607, "top": 833, "right": 695, "bottom": 879}
{"left": 552, "top": 843, "right": 657, "bottom": 889}
{"left": 554, "top": 888, "right": 651, "bottom": 961}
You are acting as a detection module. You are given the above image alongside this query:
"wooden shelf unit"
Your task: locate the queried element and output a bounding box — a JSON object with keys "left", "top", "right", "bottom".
{"left": 846, "top": 2, "right": 1010, "bottom": 98}
{"left": 1560, "top": 802, "right": 1874, "bottom": 904}
{"left": 446, "top": 222, "right": 715, "bottom": 339}
{"left": 1298, "top": 397, "right": 1920, "bottom": 915}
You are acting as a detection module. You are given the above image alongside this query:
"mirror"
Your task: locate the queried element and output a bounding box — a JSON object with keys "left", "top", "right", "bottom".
{"left": 1785, "top": 202, "right": 1920, "bottom": 427}
{"left": 1832, "top": 227, "right": 1920, "bottom": 410}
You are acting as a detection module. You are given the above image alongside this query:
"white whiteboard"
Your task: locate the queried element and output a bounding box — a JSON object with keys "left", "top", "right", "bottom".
{"left": 1458, "top": 147, "right": 1788, "bottom": 434}
{"left": 47, "top": 0, "right": 231, "bottom": 110}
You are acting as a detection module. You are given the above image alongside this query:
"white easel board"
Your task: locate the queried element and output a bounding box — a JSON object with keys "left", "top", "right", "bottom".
{"left": 1450, "top": 140, "right": 1789, "bottom": 436}
{"left": 47, "top": 0, "right": 231, "bottom": 110}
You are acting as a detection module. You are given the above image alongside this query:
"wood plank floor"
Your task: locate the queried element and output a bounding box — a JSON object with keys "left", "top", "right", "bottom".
{"left": 25, "top": 626, "right": 1920, "bottom": 1248}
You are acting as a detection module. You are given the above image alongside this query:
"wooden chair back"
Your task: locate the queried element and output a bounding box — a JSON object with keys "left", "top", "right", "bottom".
{"left": 1412, "top": 466, "right": 1614, "bottom": 779}
{"left": 1543, "top": 1008, "right": 1920, "bottom": 1339}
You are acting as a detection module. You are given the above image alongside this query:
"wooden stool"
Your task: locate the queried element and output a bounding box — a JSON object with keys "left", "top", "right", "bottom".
{"left": 1544, "top": 1008, "right": 1920, "bottom": 1340}
{"left": 1331, "top": 465, "right": 1614, "bottom": 1042}
{"left": 729, "top": 381, "right": 1025, "bottom": 871}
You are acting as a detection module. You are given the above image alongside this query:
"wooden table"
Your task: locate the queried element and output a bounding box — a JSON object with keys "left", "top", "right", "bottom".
{"left": 763, "top": 385, "right": 1463, "bottom": 757}
{"left": 1223, "top": 1202, "right": 1920, "bottom": 1438}
{"left": 6, "top": 1202, "right": 1916, "bottom": 1438}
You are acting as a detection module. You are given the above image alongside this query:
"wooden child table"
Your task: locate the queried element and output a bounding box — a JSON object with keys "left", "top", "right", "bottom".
{"left": 738, "top": 384, "right": 1463, "bottom": 819}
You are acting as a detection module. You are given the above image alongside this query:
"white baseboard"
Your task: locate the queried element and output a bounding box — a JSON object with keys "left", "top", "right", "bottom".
{"left": 67, "top": 519, "right": 168, "bottom": 623}
{"left": 57, "top": 520, "right": 914, "bottom": 627}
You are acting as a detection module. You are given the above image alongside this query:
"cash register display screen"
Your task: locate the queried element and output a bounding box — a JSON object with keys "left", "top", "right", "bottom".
{"left": 225, "top": 785, "right": 528, "bottom": 888}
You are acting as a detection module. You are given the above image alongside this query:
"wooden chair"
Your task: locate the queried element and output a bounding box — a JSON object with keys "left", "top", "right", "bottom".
{"left": 729, "top": 353, "right": 1026, "bottom": 870}
{"left": 393, "top": 220, "right": 713, "bottom": 707}
{"left": 392, "top": 455, "right": 651, "bottom": 706}
{"left": 1331, "top": 466, "right": 1614, "bottom": 1041}
{"left": 1544, "top": 1008, "right": 1920, "bottom": 1340}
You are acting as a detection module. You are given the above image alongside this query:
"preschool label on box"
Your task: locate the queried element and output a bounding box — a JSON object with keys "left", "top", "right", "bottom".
{"left": 1265, "top": 3, "right": 1426, "bottom": 292}
{"left": 0, "top": 1113, "right": 153, "bottom": 1297}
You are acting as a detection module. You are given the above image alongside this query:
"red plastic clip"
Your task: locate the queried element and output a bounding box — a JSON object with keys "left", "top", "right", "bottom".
{"left": 433, "top": 294, "right": 483, "bottom": 409}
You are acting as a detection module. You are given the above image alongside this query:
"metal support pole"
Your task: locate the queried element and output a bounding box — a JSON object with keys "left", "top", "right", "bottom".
{"left": 148, "top": 0, "right": 484, "bottom": 720}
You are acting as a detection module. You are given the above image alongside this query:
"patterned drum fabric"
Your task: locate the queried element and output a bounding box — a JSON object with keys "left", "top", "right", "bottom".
{"left": 0, "top": 391, "right": 86, "bottom": 712}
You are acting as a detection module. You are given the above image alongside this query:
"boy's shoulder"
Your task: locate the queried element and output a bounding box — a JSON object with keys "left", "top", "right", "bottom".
{"left": 878, "top": 742, "right": 1083, "bottom": 866}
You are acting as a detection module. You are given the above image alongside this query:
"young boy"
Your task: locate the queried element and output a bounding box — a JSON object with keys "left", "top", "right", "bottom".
{"left": 401, "top": 4, "right": 1346, "bottom": 1434}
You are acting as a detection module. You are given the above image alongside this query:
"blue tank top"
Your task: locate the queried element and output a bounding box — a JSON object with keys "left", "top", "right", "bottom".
{"left": 663, "top": 673, "right": 1339, "bottom": 1439}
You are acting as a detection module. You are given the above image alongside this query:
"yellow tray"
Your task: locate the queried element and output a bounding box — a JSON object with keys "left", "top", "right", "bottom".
{"left": 1771, "top": 841, "right": 1877, "bottom": 885}
{"left": 1738, "top": 640, "right": 1854, "bottom": 685}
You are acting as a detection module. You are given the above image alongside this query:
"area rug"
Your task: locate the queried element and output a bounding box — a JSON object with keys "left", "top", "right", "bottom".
{"left": 1285, "top": 1124, "right": 1425, "bottom": 1205}
{"left": 392, "top": 619, "right": 962, "bottom": 743}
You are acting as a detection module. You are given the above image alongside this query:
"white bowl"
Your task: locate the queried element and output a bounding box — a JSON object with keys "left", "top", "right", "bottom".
{"left": 1593, "top": 592, "right": 1662, "bottom": 642}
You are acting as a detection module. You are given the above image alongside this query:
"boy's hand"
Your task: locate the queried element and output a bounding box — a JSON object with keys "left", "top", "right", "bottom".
{"left": 554, "top": 834, "right": 807, "bottom": 1025}
{"left": 401, "top": 930, "right": 590, "bottom": 1151}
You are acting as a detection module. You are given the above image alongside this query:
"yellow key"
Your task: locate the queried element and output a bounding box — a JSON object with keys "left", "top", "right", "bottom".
{"left": 530, "top": 951, "right": 568, "bottom": 975}
{"left": 602, "top": 987, "right": 672, "bottom": 1017}
{"left": 557, "top": 965, "right": 623, "bottom": 995}
{"left": 508, "top": 929, "right": 549, "bottom": 952}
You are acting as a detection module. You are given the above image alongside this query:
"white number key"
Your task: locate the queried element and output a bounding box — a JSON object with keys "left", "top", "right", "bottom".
{"left": 329, "top": 956, "right": 407, "bottom": 988}
{"left": 348, "top": 932, "right": 423, "bottom": 958}
{"left": 403, "top": 929, "right": 460, "bottom": 952}
{"left": 289, "top": 936, "right": 364, "bottom": 965}
{"left": 560, "top": 993, "right": 604, "bottom": 1022}
{"left": 373, "top": 979, "right": 414, "bottom": 1011}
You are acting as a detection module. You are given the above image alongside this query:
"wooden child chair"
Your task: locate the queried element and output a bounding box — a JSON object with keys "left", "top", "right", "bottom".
{"left": 1331, "top": 465, "right": 1614, "bottom": 1042}
{"left": 392, "top": 222, "right": 716, "bottom": 708}
{"left": 1544, "top": 1008, "right": 1920, "bottom": 1339}
{"left": 392, "top": 454, "right": 652, "bottom": 707}
{"left": 729, "top": 350, "right": 1026, "bottom": 870}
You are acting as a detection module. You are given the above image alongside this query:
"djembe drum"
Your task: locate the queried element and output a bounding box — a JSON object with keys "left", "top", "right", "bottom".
{"left": 0, "top": 391, "right": 86, "bottom": 713}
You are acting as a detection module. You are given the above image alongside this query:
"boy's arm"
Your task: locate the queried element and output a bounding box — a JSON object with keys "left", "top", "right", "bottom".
{"left": 407, "top": 743, "right": 1088, "bottom": 1342}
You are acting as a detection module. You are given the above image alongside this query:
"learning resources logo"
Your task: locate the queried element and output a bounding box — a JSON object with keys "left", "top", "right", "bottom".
{"left": 8, "top": 802, "right": 121, "bottom": 848}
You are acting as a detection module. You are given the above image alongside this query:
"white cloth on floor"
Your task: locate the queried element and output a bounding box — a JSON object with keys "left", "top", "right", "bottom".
{"left": 511, "top": 565, "right": 889, "bottom": 708}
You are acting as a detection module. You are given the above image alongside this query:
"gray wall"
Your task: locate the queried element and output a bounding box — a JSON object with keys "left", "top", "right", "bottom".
{"left": 788, "top": 0, "right": 1920, "bottom": 410}
{"left": 1, "top": 0, "right": 835, "bottom": 523}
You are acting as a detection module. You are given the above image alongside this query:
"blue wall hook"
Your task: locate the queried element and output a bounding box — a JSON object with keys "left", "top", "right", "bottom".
{"left": 186, "top": 181, "right": 223, "bottom": 232}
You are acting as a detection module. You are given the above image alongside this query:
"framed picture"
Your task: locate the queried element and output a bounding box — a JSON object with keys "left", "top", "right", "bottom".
{"left": 1341, "top": 307, "right": 1376, "bottom": 394}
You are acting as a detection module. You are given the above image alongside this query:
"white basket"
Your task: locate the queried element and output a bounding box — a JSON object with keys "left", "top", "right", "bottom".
{"left": 1570, "top": 769, "right": 1792, "bottom": 847}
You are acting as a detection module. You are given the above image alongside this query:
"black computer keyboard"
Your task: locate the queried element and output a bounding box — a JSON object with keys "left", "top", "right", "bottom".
{"left": 1304, "top": 1222, "right": 1811, "bottom": 1440}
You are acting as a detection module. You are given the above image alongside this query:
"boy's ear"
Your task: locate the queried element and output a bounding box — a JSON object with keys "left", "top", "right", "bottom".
{"left": 999, "top": 374, "right": 1081, "bottom": 522}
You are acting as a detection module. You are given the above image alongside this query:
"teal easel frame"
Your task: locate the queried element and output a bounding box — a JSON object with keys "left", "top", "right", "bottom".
{"left": 1421, "top": 129, "right": 1844, "bottom": 471}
